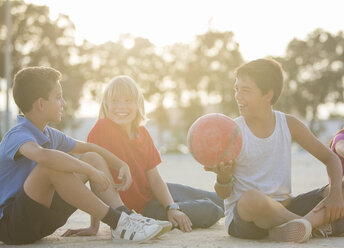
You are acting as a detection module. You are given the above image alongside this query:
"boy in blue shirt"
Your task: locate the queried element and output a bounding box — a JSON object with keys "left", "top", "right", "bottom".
{"left": 0, "top": 67, "right": 165, "bottom": 245}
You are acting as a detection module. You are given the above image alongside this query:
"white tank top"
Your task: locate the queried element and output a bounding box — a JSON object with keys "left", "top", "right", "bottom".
{"left": 224, "top": 111, "right": 292, "bottom": 229}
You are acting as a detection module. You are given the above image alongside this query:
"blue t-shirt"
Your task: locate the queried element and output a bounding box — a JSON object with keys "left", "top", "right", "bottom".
{"left": 0, "top": 115, "right": 76, "bottom": 219}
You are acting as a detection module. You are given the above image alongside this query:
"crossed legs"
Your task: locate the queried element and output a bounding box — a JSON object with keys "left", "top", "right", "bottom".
{"left": 237, "top": 183, "right": 344, "bottom": 231}
{"left": 23, "top": 152, "right": 123, "bottom": 221}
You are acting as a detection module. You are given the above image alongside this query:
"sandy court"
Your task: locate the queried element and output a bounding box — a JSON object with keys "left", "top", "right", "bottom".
{"left": 1, "top": 152, "right": 343, "bottom": 247}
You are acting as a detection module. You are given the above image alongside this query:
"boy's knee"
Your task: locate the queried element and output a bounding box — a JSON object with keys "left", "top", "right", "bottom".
{"left": 32, "top": 164, "right": 69, "bottom": 185}
{"left": 80, "top": 152, "right": 100, "bottom": 162}
{"left": 33, "top": 164, "right": 58, "bottom": 178}
{"left": 80, "top": 152, "right": 106, "bottom": 169}
{"left": 238, "top": 189, "right": 266, "bottom": 212}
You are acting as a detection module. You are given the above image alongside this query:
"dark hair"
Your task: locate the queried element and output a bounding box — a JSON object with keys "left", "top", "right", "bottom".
{"left": 13, "top": 67, "right": 61, "bottom": 113}
{"left": 235, "top": 58, "right": 284, "bottom": 105}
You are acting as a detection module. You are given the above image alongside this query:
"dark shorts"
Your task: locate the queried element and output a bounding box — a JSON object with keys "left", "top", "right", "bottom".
{"left": 0, "top": 188, "right": 76, "bottom": 245}
{"left": 228, "top": 186, "right": 327, "bottom": 239}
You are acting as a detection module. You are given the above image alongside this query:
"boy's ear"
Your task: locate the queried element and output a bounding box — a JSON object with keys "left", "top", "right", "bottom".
{"left": 264, "top": 90, "right": 274, "bottom": 103}
{"left": 33, "top": 98, "right": 45, "bottom": 112}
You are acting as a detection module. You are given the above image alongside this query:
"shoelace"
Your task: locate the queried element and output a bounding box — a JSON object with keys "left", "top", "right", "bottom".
{"left": 123, "top": 214, "right": 147, "bottom": 233}
{"left": 130, "top": 212, "right": 154, "bottom": 224}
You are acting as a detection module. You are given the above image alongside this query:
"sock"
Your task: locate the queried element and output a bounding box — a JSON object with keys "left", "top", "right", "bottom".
{"left": 116, "top": 205, "right": 132, "bottom": 215}
{"left": 101, "top": 207, "right": 122, "bottom": 229}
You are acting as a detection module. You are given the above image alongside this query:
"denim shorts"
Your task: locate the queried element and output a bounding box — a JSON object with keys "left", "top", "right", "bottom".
{"left": 228, "top": 186, "right": 327, "bottom": 239}
{"left": 0, "top": 188, "right": 76, "bottom": 245}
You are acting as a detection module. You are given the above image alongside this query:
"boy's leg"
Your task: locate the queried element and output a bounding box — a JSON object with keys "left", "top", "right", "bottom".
{"left": 236, "top": 189, "right": 312, "bottom": 243}
{"left": 23, "top": 153, "right": 162, "bottom": 242}
{"left": 79, "top": 152, "right": 165, "bottom": 241}
{"left": 79, "top": 152, "right": 126, "bottom": 211}
{"left": 237, "top": 189, "right": 300, "bottom": 229}
{"left": 24, "top": 163, "right": 110, "bottom": 221}
{"left": 228, "top": 204, "right": 268, "bottom": 239}
{"left": 285, "top": 185, "right": 327, "bottom": 228}
{"left": 298, "top": 183, "right": 344, "bottom": 236}
{"left": 1, "top": 163, "right": 106, "bottom": 245}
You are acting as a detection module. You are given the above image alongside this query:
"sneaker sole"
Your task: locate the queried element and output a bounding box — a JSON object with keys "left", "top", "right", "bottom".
{"left": 113, "top": 225, "right": 163, "bottom": 244}
{"left": 269, "top": 219, "right": 312, "bottom": 243}
{"left": 154, "top": 223, "right": 173, "bottom": 238}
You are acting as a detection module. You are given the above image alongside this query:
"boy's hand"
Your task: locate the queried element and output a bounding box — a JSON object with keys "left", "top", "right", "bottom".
{"left": 62, "top": 226, "right": 98, "bottom": 237}
{"left": 314, "top": 191, "right": 344, "bottom": 224}
{"left": 203, "top": 160, "right": 236, "bottom": 176}
{"left": 114, "top": 164, "right": 132, "bottom": 191}
{"left": 89, "top": 169, "right": 110, "bottom": 191}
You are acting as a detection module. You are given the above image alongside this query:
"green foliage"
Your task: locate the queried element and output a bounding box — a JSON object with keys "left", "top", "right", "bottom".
{"left": 276, "top": 29, "right": 344, "bottom": 130}
{"left": 2, "top": 1, "right": 344, "bottom": 149}
{"left": 0, "top": 0, "right": 87, "bottom": 129}
{"left": 168, "top": 31, "right": 243, "bottom": 115}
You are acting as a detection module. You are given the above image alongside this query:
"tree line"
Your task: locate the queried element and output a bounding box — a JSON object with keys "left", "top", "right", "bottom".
{"left": 1, "top": 1, "right": 343, "bottom": 148}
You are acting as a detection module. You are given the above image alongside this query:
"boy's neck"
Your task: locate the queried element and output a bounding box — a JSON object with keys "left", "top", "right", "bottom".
{"left": 244, "top": 108, "right": 275, "bottom": 138}
{"left": 24, "top": 112, "right": 48, "bottom": 132}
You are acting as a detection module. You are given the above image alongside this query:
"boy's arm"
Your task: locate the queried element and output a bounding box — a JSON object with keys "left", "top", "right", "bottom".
{"left": 204, "top": 161, "right": 235, "bottom": 199}
{"left": 286, "top": 115, "right": 344, "bottom": 222}
{"left": 62, "top": 216, "right": 100, "bottom": 237}
{"left": 70, "top": 140, "right": 132, "bottom": 191}
{"left": 19, "top": 141, "right": 110, "bottom": 191}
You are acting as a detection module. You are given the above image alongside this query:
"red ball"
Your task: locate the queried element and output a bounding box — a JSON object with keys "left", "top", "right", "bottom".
{"left": 187, "top": 113, "right": 242, "bottom": 168}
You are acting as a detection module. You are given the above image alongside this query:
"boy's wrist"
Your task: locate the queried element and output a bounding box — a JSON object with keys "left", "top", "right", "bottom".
{"left": 217, "top": 175, "right": 233, "bottom": 184}
{"left": 215, "top": 177, "right": 234, "bottom": 188}
{"left": 329, "top": 183, "right": 342, "bottom": 195}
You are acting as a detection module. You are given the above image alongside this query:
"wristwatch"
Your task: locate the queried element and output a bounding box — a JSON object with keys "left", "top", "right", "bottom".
{"left": 166, "top": 203, "right": 180, "bottom": 211}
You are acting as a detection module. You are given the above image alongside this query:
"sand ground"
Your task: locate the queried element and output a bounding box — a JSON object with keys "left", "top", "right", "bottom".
{"left": 1, "top": 152, "right": 343, "bottom": 247}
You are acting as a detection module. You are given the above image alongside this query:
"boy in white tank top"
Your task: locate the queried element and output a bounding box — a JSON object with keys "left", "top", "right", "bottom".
{"left": 206, "top": 58, "right": 344, "bottom": 243}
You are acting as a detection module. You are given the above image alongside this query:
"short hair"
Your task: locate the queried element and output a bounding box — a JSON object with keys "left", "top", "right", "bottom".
{"left": 13, "top": 67, "right": 61, "bottom": 113}
{"left": 235, "top": 58, "right": 284, "bottom": 105}
{"left": 98, "top": 75, "right": 147, "bottom": 130}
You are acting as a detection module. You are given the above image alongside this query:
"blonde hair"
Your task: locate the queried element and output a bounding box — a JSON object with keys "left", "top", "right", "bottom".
{"left": 98, "top": 75, "right": 147, "bottom": 131}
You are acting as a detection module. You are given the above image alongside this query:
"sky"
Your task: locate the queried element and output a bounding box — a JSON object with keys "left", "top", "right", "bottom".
{"left": 3, "top": 0, "right": 343, "bottom": 120}
{"left": 27, "top": 0, "right": 344, "bottom": 61}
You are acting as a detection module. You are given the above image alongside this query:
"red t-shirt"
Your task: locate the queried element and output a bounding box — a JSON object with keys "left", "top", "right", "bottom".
{"left": 87, "top": 118, "right": 161, "bottom": 212}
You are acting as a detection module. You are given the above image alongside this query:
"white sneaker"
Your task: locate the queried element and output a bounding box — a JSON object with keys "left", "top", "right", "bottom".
{"left": 111, "top": 212, "right": 162, "bottom": 243}
{"left": 268, "top": 218, "right": 312, "bottom": 243}
{"left": 130, "top": 212, "right": 173, "bottom": 237}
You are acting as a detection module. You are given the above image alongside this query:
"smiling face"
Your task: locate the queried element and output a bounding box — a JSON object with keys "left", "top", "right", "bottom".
{"left": 107, "top": 94, "right": 138, "bottom": 131}
{"left": 99, "top": 76, "right": 147, "bottom": 134}
{"left": 234, "top": 76, "right": 267, "bottom": 118}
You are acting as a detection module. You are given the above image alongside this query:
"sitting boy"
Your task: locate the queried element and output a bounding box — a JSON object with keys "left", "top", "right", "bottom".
{"left": 0, "top": 67, "right": 167, "bottom": 245}
{"left": 207, "top": 58, "right": 344, "bottom": 243}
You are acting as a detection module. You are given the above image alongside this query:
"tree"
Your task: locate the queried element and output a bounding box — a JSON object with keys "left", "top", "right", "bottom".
{"left": 277, "top": 29, "right": 344, "bottom": 130}
{"left": 0, "top": 0, "right": 86, "bottom": 129}
{"left": 165, "top": 31, "right": 243, "bottom": 145}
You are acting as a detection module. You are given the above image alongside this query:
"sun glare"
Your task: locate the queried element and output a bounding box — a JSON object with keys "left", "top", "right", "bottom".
{"left": 19, "top": 0, "right": 344, "bottom": 118}
{"left": 27, "top": 0, "right": 344, "bottom": 61}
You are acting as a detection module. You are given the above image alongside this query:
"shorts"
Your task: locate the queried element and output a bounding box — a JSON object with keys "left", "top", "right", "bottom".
{"left": 228, "top": 186, "right": 327, "bottom": 239}
{"left": 0, "top": 188, "right": 76, "bottom": 245}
